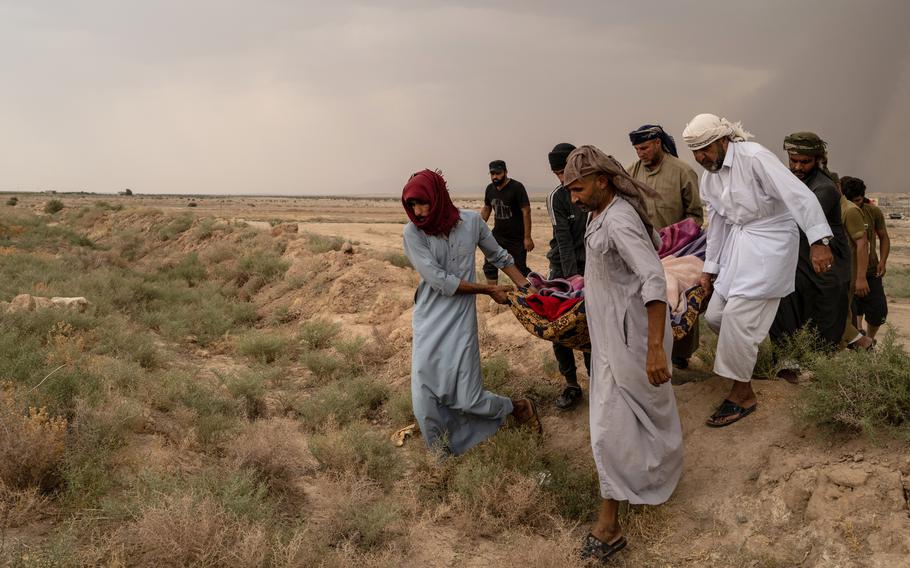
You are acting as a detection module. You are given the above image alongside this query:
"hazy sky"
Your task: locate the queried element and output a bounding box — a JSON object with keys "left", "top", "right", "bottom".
{"left": 1, "top": 1, "right": 908, "bottom": 195}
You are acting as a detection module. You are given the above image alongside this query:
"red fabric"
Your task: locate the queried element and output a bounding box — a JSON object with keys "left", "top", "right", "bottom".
{"left": 658, "top": 217, "right": 701, "bottom": 258}
{"left": 525, "top": 294, "right": 582, "bottom": 321}
{"left": 401, "top": 169, "right": 461, "bottom": 236}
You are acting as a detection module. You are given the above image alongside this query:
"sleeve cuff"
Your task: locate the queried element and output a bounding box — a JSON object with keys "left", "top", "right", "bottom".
{"left": 641, "top": 281, "right": 667, "bottom": 306}
{"left": 805, "top": 223, "right": 833, "bottom": 246}
{"left": 703, "top": 260, "right": 721, "bottom": 274}
{"left": 441, "top": 274, "right": 460, "bottom": 296}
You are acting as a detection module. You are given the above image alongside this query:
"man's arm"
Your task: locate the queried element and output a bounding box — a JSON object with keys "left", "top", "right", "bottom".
{"left": 521, "top": 205, "right": 534, "bottom": 252}
{"left": 752, "top": 151, "right": 833, "bottom": 273}
{"left": 681, "top": 167, "right": 704, "bottom": 226}
{"left": 645, "top": 300, "right": 671, "bottom": 386}
{"left": 609, "top": 209, "right": 671, "bottom": 386}
{"left": 548, "top": 191, "right": 579, "bottom": 276}
{"left": 875, "top": 209, "right": 890, "bottom": 277}
{"left": 700, "top": 197, "right": 726, "bottom": 293}
{"left": 854, "top": 233, "right": 870, "bottom": 297}
{"left": 480, "top": 205, "right": 492, "bottom": 223}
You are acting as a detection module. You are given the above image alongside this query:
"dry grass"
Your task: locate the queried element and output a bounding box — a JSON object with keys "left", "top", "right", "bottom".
{"left": 227, "top": 418, "right": 315, "bottom": 501}
{"left": 0, "top": 389, "right": 67, "bottom": 491}
{"left": 109, "top": 494, "right": 271, "bottom": 567}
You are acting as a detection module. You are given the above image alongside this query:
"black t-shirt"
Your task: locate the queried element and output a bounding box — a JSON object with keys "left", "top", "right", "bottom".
{"left": 484, "top": 179, "right": 529, "bottom": 243}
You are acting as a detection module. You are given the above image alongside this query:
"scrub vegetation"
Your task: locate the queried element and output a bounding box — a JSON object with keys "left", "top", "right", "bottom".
{"left": 0, "top": 201, "right": 591, "bottom": 566}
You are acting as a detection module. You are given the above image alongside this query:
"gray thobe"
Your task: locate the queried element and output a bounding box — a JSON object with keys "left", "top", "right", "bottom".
{"left": 403, "top": 210, "right": 515, "bottom": 456}
{"left": 584, "top": 196, "right": 683, "bottom": 505}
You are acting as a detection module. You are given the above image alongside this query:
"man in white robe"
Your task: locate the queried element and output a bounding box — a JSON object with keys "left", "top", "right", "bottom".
{"left": 563, "top": 146, "right": 682, "bottom": 563}
{"left": 682, "top": 114, "right": 834, "bottom": 427}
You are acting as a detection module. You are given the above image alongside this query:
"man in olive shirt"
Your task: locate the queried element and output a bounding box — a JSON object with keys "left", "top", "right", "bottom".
{"left": 843, "top": 177, "right": 890, "bottom": 340}
{"left": 839, "top": 183, "right": 871, "bottom": 349}
{"left": 627, "top": 124, "right": 702, "bottom": 369}
{"left": 481, "top": 160, "right": 534, "bottom": 285}
{"left": 627, "top": 124, "right": 703, "bottom": 228}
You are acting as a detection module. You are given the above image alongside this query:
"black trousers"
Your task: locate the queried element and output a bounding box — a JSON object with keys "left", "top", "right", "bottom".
{"left": 853, "top": 275, "right": 888, "bottom": 326}
{"left": 548, "top": 263, "right": 589, "bottom": 383}
{"left": 771, "top": 266, "right": 849, "bottom": 350}
{"left": 484, "top": 237, "right": 529, "bottom": 280}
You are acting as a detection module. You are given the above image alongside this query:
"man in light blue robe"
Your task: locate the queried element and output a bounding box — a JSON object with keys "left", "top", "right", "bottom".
{"left": 401, "top": 169, "right": 541, "bottom": 456}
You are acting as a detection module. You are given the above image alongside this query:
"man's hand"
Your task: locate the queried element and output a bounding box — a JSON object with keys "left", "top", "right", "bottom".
{"left": 488, "top": 285, "right": 513, "bottom": 304}
{"left": 646, "top": 345, "right": 671, "bottom": 386}
{"left": 810, "top": 244, "right": 834, "bottom": 274}
{"left": 855, "top": 276, "right": 870, "bottom": 298}
{"left": 524, "top": 236, "right": 535, "bottom": 252}
{"left": 699, "top": 272, "right": 715, "bottom": 294}
{"left": 876, "top": 261, "right": 887, "bottom": 278}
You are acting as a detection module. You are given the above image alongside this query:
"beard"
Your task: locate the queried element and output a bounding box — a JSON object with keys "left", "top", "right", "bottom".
{"left": 703, "top": 146, "right": 726, "bottom": 172}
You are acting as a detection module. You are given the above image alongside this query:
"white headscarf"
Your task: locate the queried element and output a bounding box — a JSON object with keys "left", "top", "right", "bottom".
{"left": 682, "top": 113, "right": 753, "bottom": 150}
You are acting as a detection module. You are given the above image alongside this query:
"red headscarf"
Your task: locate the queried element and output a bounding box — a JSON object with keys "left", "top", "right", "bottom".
{"left": 401, "top": 169, "right": 461, "bottom": 236}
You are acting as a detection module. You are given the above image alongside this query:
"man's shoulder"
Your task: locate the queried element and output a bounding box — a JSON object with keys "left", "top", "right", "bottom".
{"left": 626, "top": 160, "right": 644, "bottom": 175}
{"left": 664, "top": 154, "right": 697, "bottom": 176}
{"left": 734, "top": 141, "right": 771, "bottom": 159}
{"left": 460, "top": 209, "right": 478, "bottom": 221}
{"left": 509, "top": 179, "right": 527, "bottom": 191}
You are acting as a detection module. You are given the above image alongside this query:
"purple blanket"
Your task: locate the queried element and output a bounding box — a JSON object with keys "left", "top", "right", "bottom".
{"left": 658, "top": 218, "right": 702, "bottom": 258}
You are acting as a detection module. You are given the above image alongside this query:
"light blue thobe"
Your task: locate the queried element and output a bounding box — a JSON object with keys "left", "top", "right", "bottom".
{"left": 403, "top": 210, "right": 515, "bottom": 455}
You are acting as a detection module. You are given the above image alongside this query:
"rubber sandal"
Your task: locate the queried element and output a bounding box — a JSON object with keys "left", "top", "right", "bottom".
{"left": 706, "top": 399, "right": 757, "bottom": 428}
{"left": 580, "top": 532, "right": 627, "bottom": 562}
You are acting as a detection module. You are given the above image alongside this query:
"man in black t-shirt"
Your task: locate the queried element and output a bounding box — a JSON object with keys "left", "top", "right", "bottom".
{"left": 481, "top": 160, "right": 533, "bottom": 284}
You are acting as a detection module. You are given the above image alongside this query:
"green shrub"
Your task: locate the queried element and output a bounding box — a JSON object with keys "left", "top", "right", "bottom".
{"left": 301, "top": 350, "right": 345, "bottom": 383}
{"left": 309, "top": 422, "right": 401, "bottom": 488}
{"left": 335, "top": 497, "right": 401, "bottom": 551}
{"left": 481, "top": 356, "right": 510, "bottom": 391}
{"left": 800, "top": 329, "right": 910, "bottom": 437}
{"left": 44, "top": 199, "right": 64, "bottom": 214}
{"left": 6, "top": 196, "right": 18, "bottom": 206}
{"left": 157, "top": 213, "right": 194, "bottom": 241}
{"left": 299, "top": 318, "right": 341, "bottom": 350}
{"left": 386, "top": 388, "right": 414, "bottom": 426}
{"left": 382, "top": 252, "right": 412, "bottom": 269}
{"left": 236, "top": 331, "right": 291, "bottom": 364}
{"left": 160, "top": 252, "right": 207, "bottom": 286}
{"left": 222, "top": 371, "right": 267, "bottom": 420}
{"left": 304, "top": 233, "right": 344, "bottom": 254}
{"left": 297, "top": 375, "right": 389, "bottom": 429}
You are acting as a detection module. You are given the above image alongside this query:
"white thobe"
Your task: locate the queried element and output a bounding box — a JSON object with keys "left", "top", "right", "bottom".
{"left": 701, "top": 141, "right": 832, "bottom": 300}
{"left": 700, "top": 142, "right": 832, "bottom": 381}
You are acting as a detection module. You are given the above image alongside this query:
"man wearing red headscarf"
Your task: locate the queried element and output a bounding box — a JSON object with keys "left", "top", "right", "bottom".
{"left": 402, "top": 169, "right": 541, "bottom": 456}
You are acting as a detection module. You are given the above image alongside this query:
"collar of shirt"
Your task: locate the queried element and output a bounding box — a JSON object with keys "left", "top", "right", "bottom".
{"left": 643, "top": 158, "right": 664, "bottom": 176}
{"left": 722, "top": 141, "right": 736, "bottom": 170}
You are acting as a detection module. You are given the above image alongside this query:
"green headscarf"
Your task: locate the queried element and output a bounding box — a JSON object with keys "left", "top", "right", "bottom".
{"left": 784, "top": 131, "right": 836, "bottom": 181}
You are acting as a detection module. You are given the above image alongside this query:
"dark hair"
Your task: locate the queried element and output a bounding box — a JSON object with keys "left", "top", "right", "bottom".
{"left": 841, "top": 176, "right": 866, "bottom": 201}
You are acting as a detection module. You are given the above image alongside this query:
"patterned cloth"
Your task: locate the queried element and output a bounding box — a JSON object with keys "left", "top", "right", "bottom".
{"left": 508, "top": 284, "right": 711, "bottom": 349}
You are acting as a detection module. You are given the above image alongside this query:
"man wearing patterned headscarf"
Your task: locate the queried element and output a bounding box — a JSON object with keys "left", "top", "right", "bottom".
{"left": 402, "top": 169, "right": 542, "bottom": 457}
{"left": 628, "top": 124, "right": 704, "bottom": 370}
{"left": 770, "top": 132, "right": 870, "bottom": 367}
{"left": 562, "top": 145, "right": 682, "bottom": 563}
{"left": 682, "top": 114, "right": 833, "bottom": 427}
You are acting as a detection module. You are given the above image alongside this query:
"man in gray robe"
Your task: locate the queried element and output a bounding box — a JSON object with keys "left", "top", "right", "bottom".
{"left": 563, "top": 147, "right": 683, "bottom": 563}
{"left": 401, "top": 169, "right": 541, "bottom": 457}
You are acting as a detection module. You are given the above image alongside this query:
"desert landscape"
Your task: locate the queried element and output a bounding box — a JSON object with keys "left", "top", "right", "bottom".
{"left": 0, "top": 192, "right": 908, "bottom": 567}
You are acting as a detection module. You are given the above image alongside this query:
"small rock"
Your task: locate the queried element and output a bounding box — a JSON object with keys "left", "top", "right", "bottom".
{"left": 8, "top": 293, "right": 37, "bottom": 312}
{"left": 341, "top": 242, "right": 354, "bottom": 254}
{"left": 827, "top": 465, "right": 869, "bottom": 488}
{"left": 853, "top": 453, "right": 864, "bottom": 463}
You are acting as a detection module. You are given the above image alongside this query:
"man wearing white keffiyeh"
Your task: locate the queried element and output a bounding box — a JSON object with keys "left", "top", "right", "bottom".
{"left": 682, "top": 114, "right": 834, "bottom": 428}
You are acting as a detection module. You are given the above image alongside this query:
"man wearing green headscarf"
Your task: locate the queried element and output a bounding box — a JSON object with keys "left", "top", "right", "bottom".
{"left": 770, "top": 132, "right": 860, "bottom": 365}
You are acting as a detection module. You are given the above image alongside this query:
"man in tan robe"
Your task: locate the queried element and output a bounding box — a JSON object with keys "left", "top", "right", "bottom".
{"left": 564, "top": 145, "right": 683, "bottom": 563}
{"left": 628, "top": 124, "right": 703, "bottom": 369}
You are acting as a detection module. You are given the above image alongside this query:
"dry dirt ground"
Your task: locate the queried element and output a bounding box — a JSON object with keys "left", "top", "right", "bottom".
{"left": 5, "top": 192, "right": 910, "bottom": 567}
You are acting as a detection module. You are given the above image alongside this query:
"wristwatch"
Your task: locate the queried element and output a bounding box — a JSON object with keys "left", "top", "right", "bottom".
{"left": 813, "top": 237, "right": 831, "bottom": 247}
